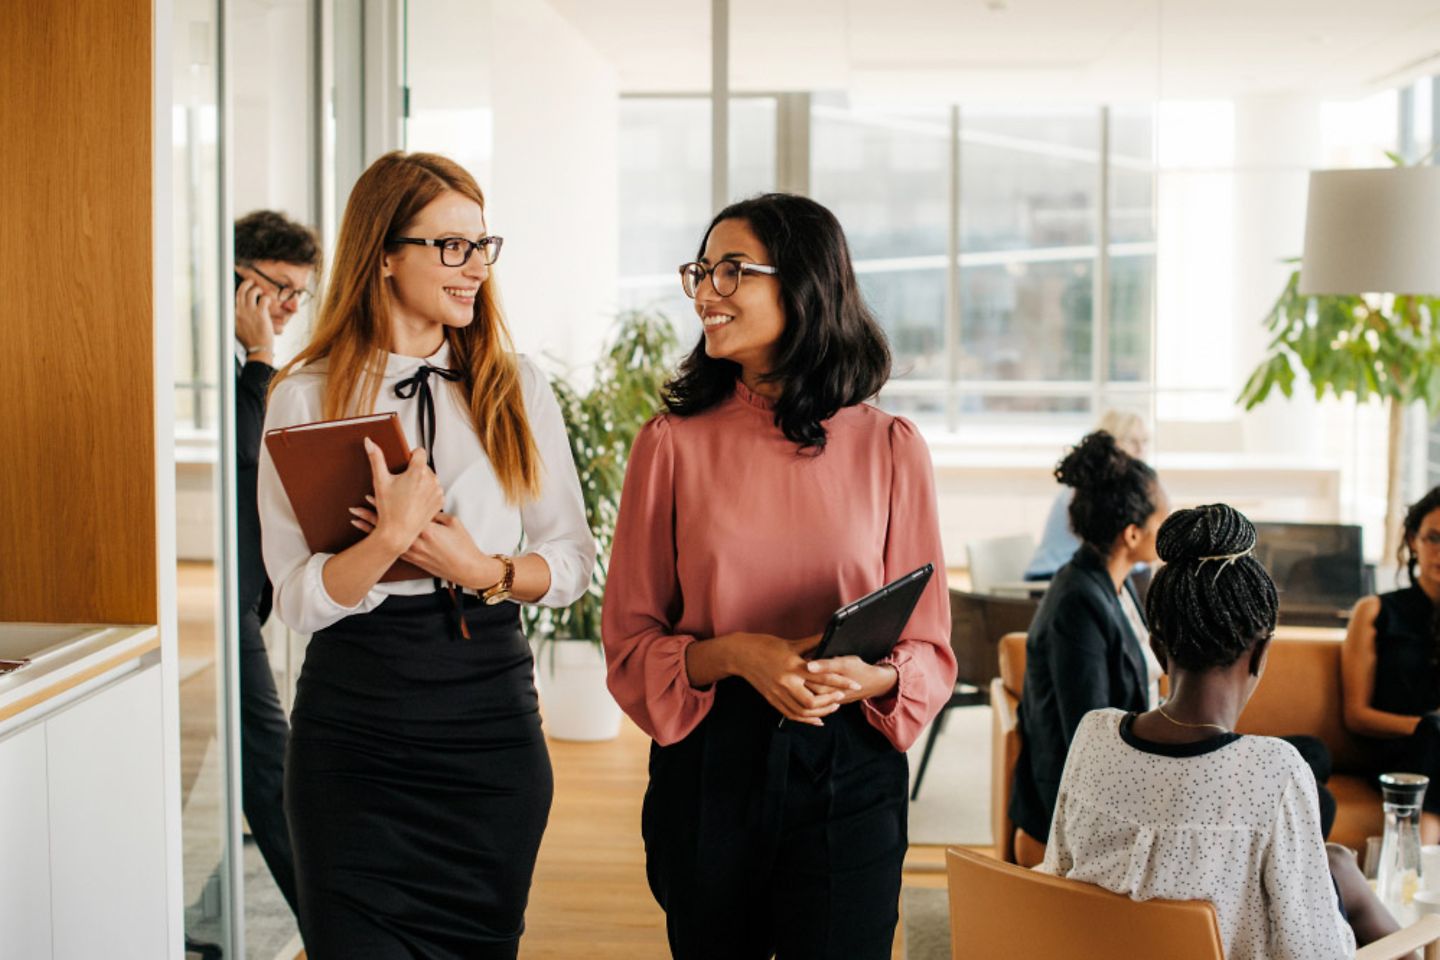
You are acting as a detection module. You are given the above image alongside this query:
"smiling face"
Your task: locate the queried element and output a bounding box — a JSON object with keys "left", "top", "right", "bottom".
{"left": 693, "top": 217, "right": 785, "bottom": 378}
{"left": 382, "top": 190, "right": 488, "bottom": 351}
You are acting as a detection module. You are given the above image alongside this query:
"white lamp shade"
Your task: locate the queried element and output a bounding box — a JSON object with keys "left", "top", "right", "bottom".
{"left": 1298, "top": 166, "right": 1440, "bottom": 296}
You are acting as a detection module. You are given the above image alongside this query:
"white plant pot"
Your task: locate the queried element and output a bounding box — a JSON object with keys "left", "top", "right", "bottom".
{"left": 533, "top": 639, "right": 622, "bottom": 742}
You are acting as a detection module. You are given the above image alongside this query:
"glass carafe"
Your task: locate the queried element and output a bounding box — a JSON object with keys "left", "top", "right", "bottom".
{"left": 1376, "top": 772, "right": 1429, "bottom": 918}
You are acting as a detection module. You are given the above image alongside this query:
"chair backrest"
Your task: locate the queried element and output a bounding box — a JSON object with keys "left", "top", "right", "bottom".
{"left": 1236, "top": 637, "right": 1366, "bottom": 772}
{"left": 999, "top": 630, "right": 1027, "bottom": 697}
{"left": 965, "top": 534, "right": 1036, "bottom": 594}
{"left": 992, "top": 632, "right": 1028, "bottom": 861}
{"left": 946, "top": 846, "right": 1225, "bottom": 960}
{"left": 949, "top": 591, "right": 1039, "bottom": 688}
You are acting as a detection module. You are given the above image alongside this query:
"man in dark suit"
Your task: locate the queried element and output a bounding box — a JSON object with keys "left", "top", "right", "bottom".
{"left": 233, "top": 210, "right": 319, "bottom": 917}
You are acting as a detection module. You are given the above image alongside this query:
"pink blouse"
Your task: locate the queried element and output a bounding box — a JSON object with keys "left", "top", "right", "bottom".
{"left": 601, "top": 382, "right": 956, "bottom": 752}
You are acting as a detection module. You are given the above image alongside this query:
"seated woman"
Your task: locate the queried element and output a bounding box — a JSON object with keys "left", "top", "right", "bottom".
{"left": 1343, "top": 486, "right": 1440, "bottom": 843}
{"left": 1009, "top": 431, "right": 1169, "bottom": 859}
{"left": 1024, "top": 410, "right": 1151, "bottom": 581}
{"left": 1042, "top": 504, "right": 1400, "bottom": 960}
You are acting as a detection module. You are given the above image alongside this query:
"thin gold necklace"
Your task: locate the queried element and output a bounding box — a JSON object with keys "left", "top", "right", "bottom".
{"left": 1157, "top": 704, "right": 1231, "bottom": 734}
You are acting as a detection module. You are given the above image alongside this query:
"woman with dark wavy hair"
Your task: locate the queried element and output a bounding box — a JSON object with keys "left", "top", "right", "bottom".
{"left": 602, "top": 193, "right": 957, "bottom": 959}
{"left": 1343, "top": 485, "right": 1440, "bottom": 842}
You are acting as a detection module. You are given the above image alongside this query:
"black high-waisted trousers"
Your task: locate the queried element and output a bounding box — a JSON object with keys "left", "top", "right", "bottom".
{"left": 642, "top": 679, "right": 908, "bottom": 960}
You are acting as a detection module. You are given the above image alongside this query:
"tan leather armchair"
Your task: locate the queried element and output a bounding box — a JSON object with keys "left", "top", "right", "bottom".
{"left": 991, "top": 633, "right": 1383, "bottom": 864}
{"left": 947, "top": 846, "right": 1440, "bottom": 960}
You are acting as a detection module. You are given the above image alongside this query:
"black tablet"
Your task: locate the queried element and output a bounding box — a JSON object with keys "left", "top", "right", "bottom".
{"left": 811, "top": 564, "right": 935, "bottom": 663}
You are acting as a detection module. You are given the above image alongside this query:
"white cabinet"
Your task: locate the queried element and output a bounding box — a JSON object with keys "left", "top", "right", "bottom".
{"left": 0, "top": 723, "right": 53, "bottom": 958}
{"left": 47, "top": 664, "right": 167, "bottom": 959}
{"left": 0, "top": 660, "right": 167, "bottom": 960}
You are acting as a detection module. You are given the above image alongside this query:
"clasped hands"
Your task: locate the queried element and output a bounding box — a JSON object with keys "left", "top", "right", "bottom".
{"left": 711, "top": 632, "right": 899, "bottom": 726}
{"left": 347, "top": 437, "right": 503, "bottom": 589}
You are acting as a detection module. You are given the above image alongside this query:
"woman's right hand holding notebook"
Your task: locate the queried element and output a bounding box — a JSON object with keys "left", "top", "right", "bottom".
{"left": 361, "top": 438, "right": 444, "bottom": 555}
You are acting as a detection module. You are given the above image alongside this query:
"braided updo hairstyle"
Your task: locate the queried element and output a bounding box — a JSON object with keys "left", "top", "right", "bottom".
{"left": 1399, "top": 486, "right": 1440, "bottom": 587}
{"left": 1145, "top": 503, "right": 1278, "bottom": 672}
{"left": 1056, "top": 431, "right": 1159, "bottom": 555}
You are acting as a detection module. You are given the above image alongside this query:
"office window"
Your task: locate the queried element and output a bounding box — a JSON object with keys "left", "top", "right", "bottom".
{"left": 618, "top": 96, "right": 778, "bottom": 334}
{"left": 617, "top": 95, "right": 1156, "bottom": 427}
{"left": 811, "top": 103, "right": 949, "bottom": 398}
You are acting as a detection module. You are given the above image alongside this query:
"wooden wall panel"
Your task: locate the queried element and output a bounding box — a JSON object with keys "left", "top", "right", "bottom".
{"left": 0, "top": 1, "right": 156, "bottom": 624}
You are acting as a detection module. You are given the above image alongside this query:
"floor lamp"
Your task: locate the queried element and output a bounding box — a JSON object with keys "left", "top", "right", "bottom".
{"left": 1297, "top": 165, "right": 1440, "bottom": 559}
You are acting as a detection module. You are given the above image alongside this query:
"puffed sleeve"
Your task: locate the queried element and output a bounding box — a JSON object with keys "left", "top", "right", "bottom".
{"left": 517, "top": 357, "right": 597, "bottom": 607}
{"left": 1261, "top": 762, "right": 1355, "bottom": 958}
{"left": 601, "top": 415, "right": 716, "bottom": 745}
{"left": 860, "top": 416, "right": 959, "bottom": 752}
{"left": 257, "top": 371, "right": 379, "bottom": 634}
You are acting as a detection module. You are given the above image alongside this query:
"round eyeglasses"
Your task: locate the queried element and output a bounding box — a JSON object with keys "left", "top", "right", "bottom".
{"left": 678, "top": 259, "right": 778, "bottom": 299}
{"left": 247, "top": 264, "right": 315, "bottom": 307}
{"left": 391, "top": 235, "right": 504, "bottom": 267}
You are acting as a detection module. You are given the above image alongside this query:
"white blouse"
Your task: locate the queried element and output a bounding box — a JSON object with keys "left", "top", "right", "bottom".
{"left": 1039, "top": 709, "right": 1355, "bottom": 960}
{"left": 258, "top": 340, "right": 596, "bottom": 635}
{"left": 1117, "top": 587, "right": 1162, "bottom": 708}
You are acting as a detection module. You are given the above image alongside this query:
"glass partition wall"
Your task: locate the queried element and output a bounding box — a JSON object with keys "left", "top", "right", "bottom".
{"left": 171, "top": 1, "right": 237, "bottom": 957}
{"left": 174, "top": 0, "right": 327, "bottom": 956}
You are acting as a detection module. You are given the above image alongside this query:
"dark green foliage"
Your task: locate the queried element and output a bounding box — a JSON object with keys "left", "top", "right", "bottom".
{"left": 524, "top": 310, "right": 681, "bottom": 645}
{"left": 1238, "top": 262, "right": 1440, "bottom": 412}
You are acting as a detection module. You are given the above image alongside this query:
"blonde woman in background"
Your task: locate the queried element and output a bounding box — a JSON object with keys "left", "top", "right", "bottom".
{"left": 1024, "top": 409, "right": 1150, "bottom": 580}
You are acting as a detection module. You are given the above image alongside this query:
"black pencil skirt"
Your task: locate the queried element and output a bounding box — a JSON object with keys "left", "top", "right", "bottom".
{"left": 285, "top": 592, "right": 553, "bottom": 960}
{"left": 642, "top": 679, "right": 908, "bottom": 960}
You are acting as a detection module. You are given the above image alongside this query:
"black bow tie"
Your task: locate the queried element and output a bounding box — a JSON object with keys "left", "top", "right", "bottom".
{"left": 393, "top": 362, "right": 472, "bottom": 640}
{"left": 393, "top": 364, "right": 463, "bottom": 470}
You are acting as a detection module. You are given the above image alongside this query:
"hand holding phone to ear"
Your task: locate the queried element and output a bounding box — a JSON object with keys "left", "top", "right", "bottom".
{"left": 235, "top": 275, "right": 276, "bottom": 362}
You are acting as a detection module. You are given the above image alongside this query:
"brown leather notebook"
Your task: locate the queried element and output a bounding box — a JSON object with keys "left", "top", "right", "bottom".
{"left": 264, "top": 411, "right": 429, "bottom": 583}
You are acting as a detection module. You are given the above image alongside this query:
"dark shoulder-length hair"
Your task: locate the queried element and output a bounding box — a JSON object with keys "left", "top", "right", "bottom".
{"left": 662, "top": 193, "right": 891, "bottom": 451}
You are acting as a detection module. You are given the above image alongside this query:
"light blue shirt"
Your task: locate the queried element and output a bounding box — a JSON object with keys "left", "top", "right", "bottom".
{"left": 1025, "top": 489, "right": 1078, "bottom": 579}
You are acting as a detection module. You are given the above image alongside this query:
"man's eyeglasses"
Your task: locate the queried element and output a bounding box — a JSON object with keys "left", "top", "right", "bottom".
{"left": 391, "top": 235, "right": 504, "bottom": 267}
{"left": 246, "top": 264, "right": 314, "bottom": 307}
{"left": 679, "top": 260, "right": 778, "bottom": 299}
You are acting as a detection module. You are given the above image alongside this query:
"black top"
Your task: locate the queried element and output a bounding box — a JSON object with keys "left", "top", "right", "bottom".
{"left": 1118, "top": 712, "right": 1241, "bottom": 757}
{"left": 237, "top": 357, "right": 275, "bottom": 620}
{"left": 1371, "top": 585, "right": 1440, "bottom": 716}
{"left": 1010, "top": 544, "right": 1152, "bottom": 842}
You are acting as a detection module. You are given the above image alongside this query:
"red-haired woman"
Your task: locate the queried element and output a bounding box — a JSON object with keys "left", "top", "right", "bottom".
{"left": 259, "top": 151, "right": 594, "bottom": 958}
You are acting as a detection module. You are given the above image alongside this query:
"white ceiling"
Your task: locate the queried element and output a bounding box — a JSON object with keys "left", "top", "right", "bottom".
{"left": 549, "top": 0, "right": 1440, "bottom": 101}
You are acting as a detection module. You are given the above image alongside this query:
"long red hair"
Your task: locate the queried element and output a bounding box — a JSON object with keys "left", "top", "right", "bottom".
{"left": 273, "top": 151, "right": 540, "bottom": 503}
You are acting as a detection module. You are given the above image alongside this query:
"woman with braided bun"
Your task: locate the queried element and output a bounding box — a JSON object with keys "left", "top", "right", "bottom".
{"left": 1042, "top": 504, "right": 1401, "bottom": 959}
{"left": 1009, "top": 430, "right": 1170, "bottom": 858}
{"left": 1343, "top": 486, "right": 1440, "bottom": 843}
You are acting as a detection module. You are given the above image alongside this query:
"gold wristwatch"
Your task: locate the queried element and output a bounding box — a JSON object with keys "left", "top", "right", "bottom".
{"left": 480, "top": 555, "right": 515, "bottom": 605}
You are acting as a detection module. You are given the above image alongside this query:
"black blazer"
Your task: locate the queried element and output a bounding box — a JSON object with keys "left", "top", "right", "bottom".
{"left": 237, "top": 357, "right": 275, "bottom": 621}
{"left": 1009, "top": 544, "right": 1150, "bottom": 843}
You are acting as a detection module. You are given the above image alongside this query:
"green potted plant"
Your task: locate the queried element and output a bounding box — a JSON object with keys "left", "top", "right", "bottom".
{"left": 526, "top": 308, "right": 681, "bottom": 741}
{"left": 1238, "top": 265, "right": 1440, "bottom": 558}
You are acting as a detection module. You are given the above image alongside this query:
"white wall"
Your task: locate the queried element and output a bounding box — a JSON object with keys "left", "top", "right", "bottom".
{"left": 401, "top": 0, "right": 619, "bottom": 376}
{"left": 488, "top": 1, "right": 619, "bottom": 375}
{"left": 1151, "top": 92, "right": 1398, "bottom": 558}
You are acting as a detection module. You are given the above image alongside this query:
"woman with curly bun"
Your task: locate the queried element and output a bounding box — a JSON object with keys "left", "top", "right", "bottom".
{"left": 1043, "top": 504, "right": 1399, "bottom": 959}
{"left": 1009, "top": 430, "right": 1170, "bottom": 859}
{"left": 1343, "top": 485, "right": 1440, "bottom": 843}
